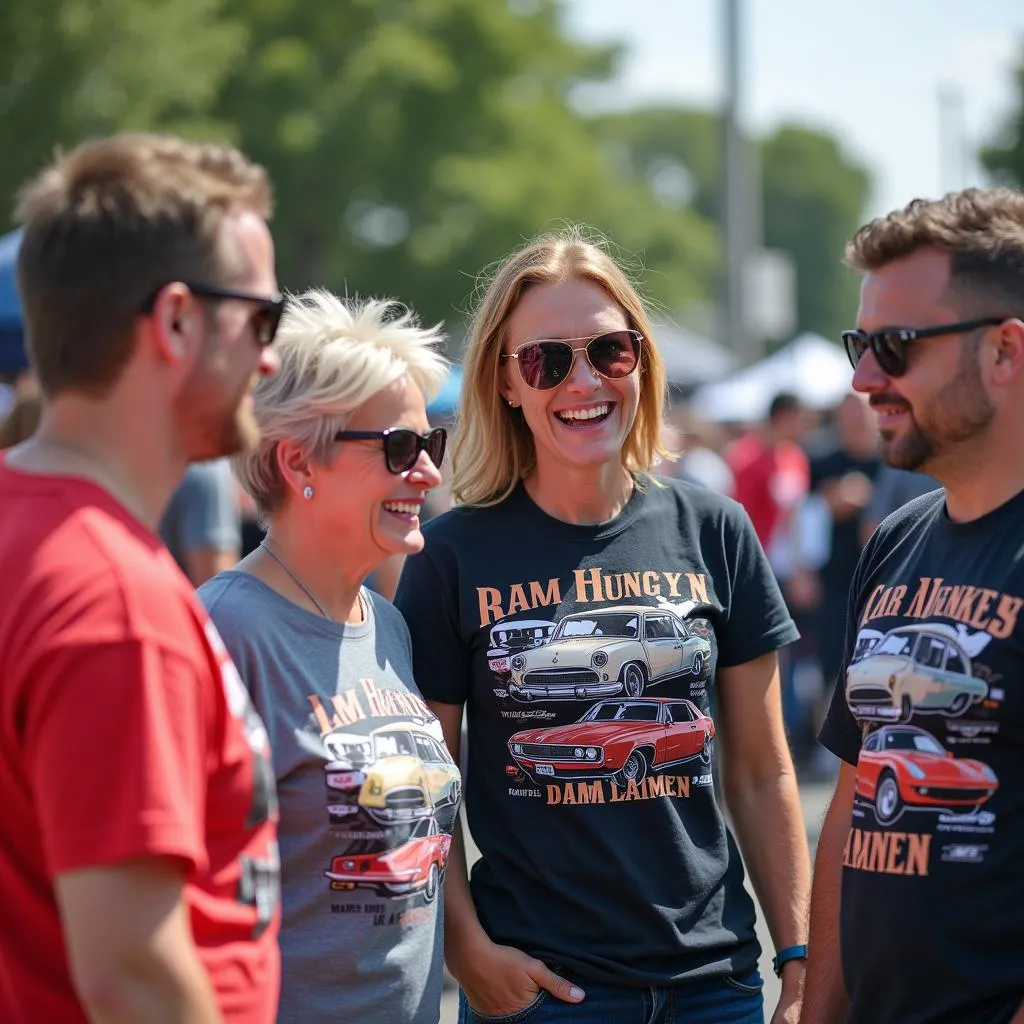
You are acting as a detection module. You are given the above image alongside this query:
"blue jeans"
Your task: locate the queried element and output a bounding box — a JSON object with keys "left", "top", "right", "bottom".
{"left": 457, "top": 968, "right": 764, "bottom": 1024}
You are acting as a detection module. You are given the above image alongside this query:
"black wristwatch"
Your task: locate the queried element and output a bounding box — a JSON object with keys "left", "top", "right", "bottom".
{"left": 772, "top": 944, "right": 808, "bottom": 976}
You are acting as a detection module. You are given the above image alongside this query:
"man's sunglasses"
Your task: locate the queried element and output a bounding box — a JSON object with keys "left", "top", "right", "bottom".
{"left": 334, "top": 426, "right": 447, "bottom": 474}
{"left": 141, "top": 282, "right": 285, "bottom": 346}
{"left": 500, "top": 330, "right": 644, "bottom": 391}
{"left": 841, "top": 317, "right": 1004, "bottom": 377}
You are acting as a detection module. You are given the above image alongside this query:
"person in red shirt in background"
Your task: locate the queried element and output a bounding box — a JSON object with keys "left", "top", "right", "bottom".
{"left": 0, "top": 134, "right": 283, "bottom": 1024}
{"left": 726, "top": 392, "right": 810, "bottom": 577}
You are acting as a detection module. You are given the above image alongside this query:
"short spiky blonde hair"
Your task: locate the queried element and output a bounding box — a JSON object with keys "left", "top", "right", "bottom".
{"left": 235, "top": 289, "right": 448, "bottom": 520}
{"left": 451, "top": 227, "right": 668, "bottom": 507}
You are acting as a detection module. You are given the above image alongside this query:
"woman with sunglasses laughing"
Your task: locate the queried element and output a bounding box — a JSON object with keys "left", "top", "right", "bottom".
{"left": 395, "top": 228, "right": 811, "bottom": 1024}
{"left": 197, "top": 289, "right": 461, "bottom": 1024}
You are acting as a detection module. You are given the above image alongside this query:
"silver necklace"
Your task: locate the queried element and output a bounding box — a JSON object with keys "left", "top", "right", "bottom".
{"left": 260, "top": 538, "right": 332, "bottom": 619}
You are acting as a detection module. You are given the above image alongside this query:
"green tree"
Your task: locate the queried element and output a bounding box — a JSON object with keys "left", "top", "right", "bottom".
{"left": 591, "top": 108, "right": 870, "bottom": 343}
{"left": 761, "top": 125, "right": 870, "bottom": 342}
{"left": 980, "top": 53, "right": 1024, "bottom": 185}
{"left": 212, "top": 0, "right": 718, "bottom": 337}
{"left": 0, "top": 0, "right": 245, "bottom": 226}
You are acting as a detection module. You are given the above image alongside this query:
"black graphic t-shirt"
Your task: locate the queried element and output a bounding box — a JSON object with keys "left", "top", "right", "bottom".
{"left": 821, "top": 487, "right": 1024, "bottom": 1024}
{"left": 395, "top": 476, "right": 798, "bottom": 986}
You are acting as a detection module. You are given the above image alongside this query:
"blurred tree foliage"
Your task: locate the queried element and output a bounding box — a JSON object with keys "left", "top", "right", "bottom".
{"left": 592, "top": 109, "right": 870, "bottom": 343}
{"left": 210, "top": 0, "right": 718, "bottom": 336}
{"left": 0, "top": 0, "right": 246, "bottom": 219}
{"left": 980, "top": 54, "right": 1024, "bottom": 186}
{"left": 0, "top": 0, "right": 872, "bottom": 348}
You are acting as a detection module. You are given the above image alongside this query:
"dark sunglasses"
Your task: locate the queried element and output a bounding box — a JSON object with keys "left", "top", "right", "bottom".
{"left": 141, "top": 282, "right": 285, "bottom": 346}
{"left": 500, "top": 330, "right": 643, "bottom": 391}
{"left": 841, "top": 317, "right": 1004, "bottom": 377}
{"left": 334, "top": 426, "right": 447, "bottom": 474}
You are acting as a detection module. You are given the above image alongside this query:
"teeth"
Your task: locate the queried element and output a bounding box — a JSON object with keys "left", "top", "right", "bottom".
{"left": 383, "top": 502, "right": 421, "bottom": 515}
{"left": 557, "top": 403, "right": 610, "bottom": 422}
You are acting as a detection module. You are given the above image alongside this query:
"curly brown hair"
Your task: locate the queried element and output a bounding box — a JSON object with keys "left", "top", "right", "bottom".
{"left": 845, "top": 187, "right": 1024, "bottom": 317}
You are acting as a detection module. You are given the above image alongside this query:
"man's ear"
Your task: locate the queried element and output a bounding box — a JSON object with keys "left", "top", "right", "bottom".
{"left": 990, "top": 318, "right": 1024, "bottom": 385}
{"left": 148, "top": 284, "right": 201, "bottom": 365}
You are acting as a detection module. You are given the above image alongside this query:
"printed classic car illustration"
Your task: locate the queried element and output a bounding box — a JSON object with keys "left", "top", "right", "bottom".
{"left": 854, "top": 725, "right": 998, "bottom": 825}
{"left": 845, "top": 623, "right": 988, "bottom": 723}
{"left": 487, "top": 619, "right": 556, "bottom": 677}
{"left": 324, "top": 722, "right": 461, "bottom": 829}
{"left": 324, "top": 815, "right": 451, "bottom": 901}
{"left": 507, "top": 606, "right": 712, "bottom": 702}
{"left": 507, "top": 697, "right": 714, "bottom": 787}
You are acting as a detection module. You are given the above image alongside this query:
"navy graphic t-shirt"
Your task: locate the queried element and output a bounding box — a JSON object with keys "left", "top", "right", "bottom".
{"left": 394, "top": 476, "right": 798, "bottom": 986}
{"left": 821, "top": 487, "right": 1024, "bottom": 1024}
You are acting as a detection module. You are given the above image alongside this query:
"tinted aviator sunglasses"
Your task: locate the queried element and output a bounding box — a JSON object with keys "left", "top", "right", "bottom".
{"left": 501, "top": 330, "right": 644, "bottom": 391}
{"left": 141, "top": 282, "right": 286, "bottom": 346}
{"left": 842, "top": 317, "right": 1005, "bottom": 377}
{"left": 334, "top": 426, "right": 447, "bottom": 474}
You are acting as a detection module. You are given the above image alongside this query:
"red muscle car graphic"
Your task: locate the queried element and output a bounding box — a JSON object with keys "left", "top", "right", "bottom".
{"left": 324, "top": 816, "right": 451, "bottom": 901}
{"left": 854, "top": 725, "right": 998, "bottom": 825}
{"left": 508, "top": 697, "right": 714, "bottom": 787}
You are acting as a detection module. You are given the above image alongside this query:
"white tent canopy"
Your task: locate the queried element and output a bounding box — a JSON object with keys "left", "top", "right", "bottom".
{"left": 651, "top": 323, "right": 739, "bottom": 388}
{"left": 689, "top": 332, "right": 853, "bottom": 423}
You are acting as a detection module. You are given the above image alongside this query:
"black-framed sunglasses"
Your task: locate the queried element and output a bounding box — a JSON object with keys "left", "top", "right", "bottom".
{"left": 141, "top": 282, "right": 286, "bottom": 347}
{"left": 841, "top": 317, "right": 1004, "bottom": 377}
{"left": 334, "top": 426, "right": 447, "bottom": 474}
{"left": 500, "top": 330, "right": 644, "bottom": 391}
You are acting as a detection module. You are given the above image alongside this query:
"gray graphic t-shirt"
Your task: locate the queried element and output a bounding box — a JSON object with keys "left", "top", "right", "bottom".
{"left": 199, "top": 572, "right": 458, "bottom": 1024}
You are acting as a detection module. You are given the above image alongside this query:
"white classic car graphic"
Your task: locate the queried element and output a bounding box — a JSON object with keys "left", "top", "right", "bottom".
{"left": 845, "top": 623, "right": 989, "bottom": 722}
{"left": 486, "top": 619, "right": 556, "bottom": 677}
{"left": 508, "top": 605, "right": 712, "bottom": 702}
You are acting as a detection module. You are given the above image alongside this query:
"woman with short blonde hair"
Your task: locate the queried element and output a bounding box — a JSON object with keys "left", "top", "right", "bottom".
{"left": 200, "top": 289, "right": 460, "bottom": 1024}
{"left": 397, "top": 227, "right": 810, "bottom": 1024}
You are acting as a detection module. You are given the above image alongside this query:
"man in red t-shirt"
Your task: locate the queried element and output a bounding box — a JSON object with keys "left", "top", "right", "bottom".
{"left": 726, "top": 391, "right": 810, "bottom": 577}
{"left": 0, "top": 134, "right": 283, "bottom": 1023}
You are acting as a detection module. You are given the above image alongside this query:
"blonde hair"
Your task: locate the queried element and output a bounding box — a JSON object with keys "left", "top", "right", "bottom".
{"left": 235, "top": 289, "right": 448, "bottom": 520}
{"left": 452, "top": 226, "right": 668, "bottom": 507}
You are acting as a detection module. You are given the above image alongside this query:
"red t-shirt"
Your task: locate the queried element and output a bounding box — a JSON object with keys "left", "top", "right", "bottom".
{"left": 0, "top": 459, "right": 281, "bottom": 1023}
{"left": 726, "top": 433, "right": 809, "bottom": 551}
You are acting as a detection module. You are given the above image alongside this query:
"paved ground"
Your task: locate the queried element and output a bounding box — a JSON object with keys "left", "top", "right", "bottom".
{"left": 439, "top": 772, "right": 836, "bottom": 1023}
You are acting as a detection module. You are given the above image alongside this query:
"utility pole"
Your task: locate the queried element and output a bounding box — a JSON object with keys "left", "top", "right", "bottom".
{"left": 721, "top": 0, "right": 758, "bottom": 363}
{"left": 938, "top": 82, "right": 967, "bottom": 195}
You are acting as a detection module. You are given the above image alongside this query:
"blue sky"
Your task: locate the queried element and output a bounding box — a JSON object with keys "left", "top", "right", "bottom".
{"left": 564, "top": 0, "right": 1024, "bottom": 217}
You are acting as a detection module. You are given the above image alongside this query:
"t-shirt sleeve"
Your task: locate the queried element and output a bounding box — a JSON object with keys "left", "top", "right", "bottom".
{"left": 176, "top": 461, "right": 241, "bottom": 553}
{"left": 818, "top": 542, "right": 876, "bottom": 765}
{"left": 394, "top": 548, "right": 470, "bottom": 705}
{"left": 23, "top": 640, "right": 208, "bottom": 879}
{"left": 715, "top": 502, "right": 800, "bottom": 667}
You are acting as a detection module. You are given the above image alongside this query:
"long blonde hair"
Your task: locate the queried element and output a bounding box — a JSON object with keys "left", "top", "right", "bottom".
{"left": 451, "top": 227, "right": 668, "bottom": 507}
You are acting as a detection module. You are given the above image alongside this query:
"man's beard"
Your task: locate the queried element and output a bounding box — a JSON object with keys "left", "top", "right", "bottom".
{"left": 878, "top": 345, "right": 994, "bottom": 472}
{"left": 177, "top": 357, "right": 261, "bottom": 462}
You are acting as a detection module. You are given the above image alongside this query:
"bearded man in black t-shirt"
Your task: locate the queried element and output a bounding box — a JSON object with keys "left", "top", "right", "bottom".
{"left": 802, "top": 188, "right": 1024, "bottom": 1024}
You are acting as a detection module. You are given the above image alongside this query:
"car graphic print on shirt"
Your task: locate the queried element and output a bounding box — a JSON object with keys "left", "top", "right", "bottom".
{"left": 853, "top": 724, "right": 998, "bottom": 826}
{"left": 324, "top": 721, "right": 462, "bottom": 834}
{"left": 507, "top": 605, "right": 712, "bottom": 702}
{"left": 324, "top": 814, "right": 452, "bottom": 902}
{"left": 507, "top": 697, "right": 714, "bottom": 787}
{"left": 487, "top": 619, "right": 556, "bottom": 679}
{"left": 845, "top": 623, "right": 989, "bottom": 724}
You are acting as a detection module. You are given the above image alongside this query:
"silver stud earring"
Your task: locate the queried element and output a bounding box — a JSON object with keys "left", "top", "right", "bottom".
{"left": 508, "top": 399, "right": 517, "bottom": 408}
{"left": 303, "top": 485, "right": 314, "bottom": 500}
